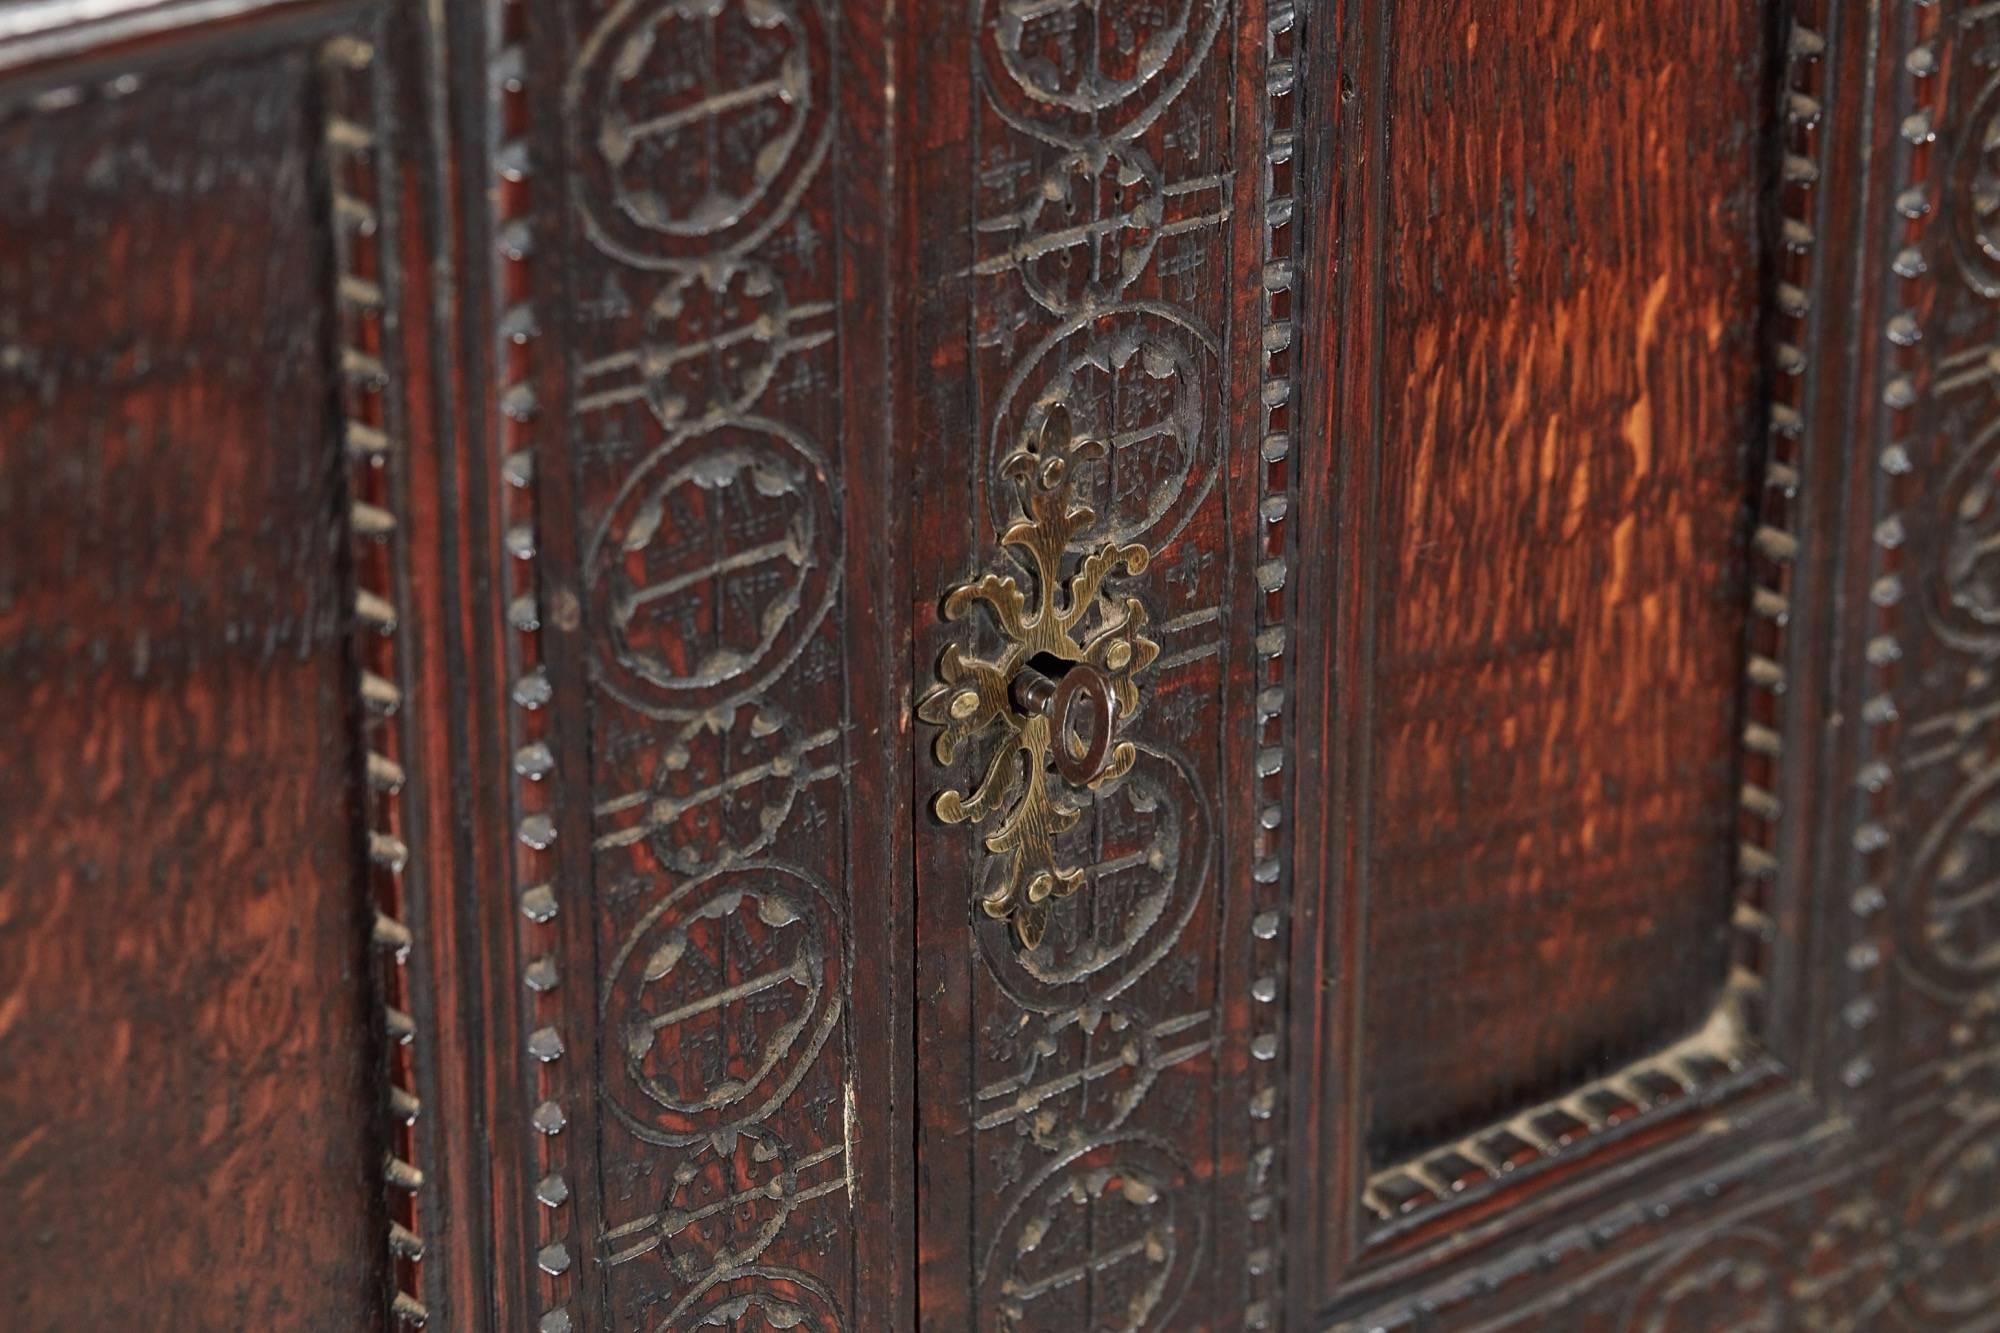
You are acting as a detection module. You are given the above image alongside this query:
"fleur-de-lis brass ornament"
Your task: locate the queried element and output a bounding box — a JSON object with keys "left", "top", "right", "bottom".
{"left": 918, "top": 408, "right": 1160, "bottom": 950}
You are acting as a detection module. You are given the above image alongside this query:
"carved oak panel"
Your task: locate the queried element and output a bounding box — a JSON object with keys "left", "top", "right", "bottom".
{"left": 4, "top": 0, "right": 2000, "bottom": 1329}
{"left": 905, "top": 0, "right": 1297, "bottom": 1327}
{"left": 1289, "top": 0, "right": 2000, "bottom": 1326}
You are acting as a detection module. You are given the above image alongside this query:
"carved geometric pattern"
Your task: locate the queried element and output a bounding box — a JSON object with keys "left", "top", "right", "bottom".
{"left": 924, "top": 0, "right": 1263, "bottom": 1322}
{"left": 978, "top": 1136, "right": 1202, "bottom": 1329}
{"left": 548, "top": 0, "right": 856, "bottom": 1324}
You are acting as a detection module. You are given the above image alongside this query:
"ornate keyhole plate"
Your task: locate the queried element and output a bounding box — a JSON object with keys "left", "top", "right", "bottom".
{"left": 918, "top": 408, "right": 1159, "bottom": 950}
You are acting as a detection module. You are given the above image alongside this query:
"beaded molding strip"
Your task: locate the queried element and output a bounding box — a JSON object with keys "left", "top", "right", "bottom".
{"left": 1360, "top": 4, "right": 1833, "bottom": 1231}
{"left": 1245, "top": 0, "right": 1302, "bottom": 1324}
{"left": 322, "top": 30, "right": 430, "bottom": 1328}
{"left": 482, "top": 2, "right": 578, "bottom": 1327}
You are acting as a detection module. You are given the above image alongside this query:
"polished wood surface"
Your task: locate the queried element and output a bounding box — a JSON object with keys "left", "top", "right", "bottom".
{"left": 1, "top": 0, "right": 1998, "bottom": 1329}
{"left": 1358, "top": 0, "right": 1768, "bottom": 1162}
{"left": 0, "top": 50, "right": 387, "bottom": 1328}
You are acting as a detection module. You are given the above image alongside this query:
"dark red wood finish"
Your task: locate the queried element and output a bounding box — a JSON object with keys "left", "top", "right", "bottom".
{"left": 3, "top": 0, "right": 2000, "bottom": 1330}
{"left": 0, "top": 46, "right": 389, "bottom": 1329}
{"left": 1352, "top": 0, "right": 1769, "bottom": 1163}
{"left": 1293, "top": 0, "right": 2000, "bottom": 1326}
{"left": 904, "top": 0, "right": 1298, "bottom": 1325}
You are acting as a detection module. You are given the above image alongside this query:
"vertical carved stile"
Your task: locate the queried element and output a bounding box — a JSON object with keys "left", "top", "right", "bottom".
{"left": 1876, "top": 0, "right": 2000, "bottom": 1317}
{"left": 323, "top": 28, "right": 432, "bottom": 1327}
{"left": 2, "top": 0, "right": 1998, "bottom": 1324}
{"left": 497, "top": 0, "right": 876, "bottom": 1324}
{"left": 910, "top": 0, "right": 1291, "bottom": 1322}
{"left": 1304, "top": 0, "right": 2000, "bottom": 1324}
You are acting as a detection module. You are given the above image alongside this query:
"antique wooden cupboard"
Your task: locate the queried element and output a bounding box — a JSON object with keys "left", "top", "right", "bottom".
{"left": 5, "top": 0, "right": 2000, "bottom": 1327}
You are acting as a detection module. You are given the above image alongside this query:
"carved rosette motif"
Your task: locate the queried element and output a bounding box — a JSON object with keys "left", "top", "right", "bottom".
{"left": 550, "top": 0, "right": 854, "bottom": 1325}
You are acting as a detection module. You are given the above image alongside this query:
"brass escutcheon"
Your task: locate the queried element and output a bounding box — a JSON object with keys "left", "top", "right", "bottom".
{"left": 916, "top": 407, "right": 1159, "bottom": 951}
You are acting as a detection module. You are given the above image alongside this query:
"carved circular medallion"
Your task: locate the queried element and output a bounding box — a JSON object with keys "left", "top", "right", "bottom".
{"left": 978, "top": 1136, "right": 1198, "bottom": 1332}
{"left": 978, "top": 0, "right": 1226, "bottom": 143}
{"left": 1001, "top": 147, "right": 1164, "bottom": 317}
{"left": 976, "top": 744, "right": 1210, "bottom": 1012}
{"left": 602, "top": 864, "right": 843, "bottom": 1146}
{"left": 623, "top": 1126, "right": 811, "bottom": 1281}
{"left": 1947, "top": 70, "right": 2000, "bottom": 300}
{"left": 569, "top": 0, "right": 831, "bottom": 264}
{"left": 977, "top": 1005, "right": 1189, "bottom": 1150}
{"left": 1617, "top": 1229, "right": 1790, "bottom": 1333}
{"left": 682, "top": 1267, "right": 846, "bottom": 1331}
{"left": 1897, "top": 1109, "right": 2000, "bottom": 1321}
{"left": 1901, "top": 761, "right": 2000, "bottom": 996}
{"left": 1926, "top": 417, "right": 2000, "bottom": 650}
{"left": 586, "top": 420, "right": 838, "bottom": 719}
{"left": 603, "top": 703, "right": 832, "bottom": 882}
{"left": 639, "top": 261, "right": 793, "bottom": 428}
{"left": 989, "top": 306, "right": 1220, "bottom": 555}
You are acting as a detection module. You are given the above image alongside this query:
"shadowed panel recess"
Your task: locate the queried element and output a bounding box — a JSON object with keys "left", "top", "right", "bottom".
{"left": 1361, "top": 0, "right": 1767, "bottom": 1163}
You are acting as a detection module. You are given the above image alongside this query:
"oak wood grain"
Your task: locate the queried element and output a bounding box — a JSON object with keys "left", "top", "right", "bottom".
{"left": 2, "top": 0, "right": 1997, "bottom": 1329}
{"left": 0, "top": 55, "right": 388, "bottom": 1330}
{"left": 1358, "top": 0, "right": 1770, "bottom": 1162}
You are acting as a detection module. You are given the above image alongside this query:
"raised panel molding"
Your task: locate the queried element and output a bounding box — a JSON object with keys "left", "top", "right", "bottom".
{"left": 9, "top": 0, "right": 2000, "bottom": 1328}
{"left": 1293, "top": 0, "right": 2000, "bottom": 1326}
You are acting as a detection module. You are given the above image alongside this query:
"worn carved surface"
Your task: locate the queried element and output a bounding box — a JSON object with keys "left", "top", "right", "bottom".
{"left": 7, "top": 0, "right": 2000, "bottom": 1329}
{"left": 908, "top": 0, "right": 1291, "bottom": 1325}
{"left": 492, "top": 0, "right": 905, "bottom": 1325}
